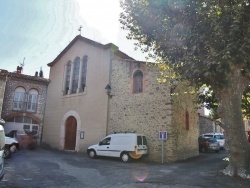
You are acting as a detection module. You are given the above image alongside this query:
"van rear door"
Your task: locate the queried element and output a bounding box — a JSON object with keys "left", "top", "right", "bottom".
{"left": 136, "top": 135, "right": 147, "bottom": 154}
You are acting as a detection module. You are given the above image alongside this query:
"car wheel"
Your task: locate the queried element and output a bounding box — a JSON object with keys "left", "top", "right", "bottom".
{"left": 88, "top": 150, "right": 96, "bottom": 158}
{"left": 4, "top": 147, "right": 11, "bottom": 159}
{"left": 121, "top": 152, "right": 130, "bottom": 163}
{"left": 10, "top": 145, "right": 17, "bottom": 153}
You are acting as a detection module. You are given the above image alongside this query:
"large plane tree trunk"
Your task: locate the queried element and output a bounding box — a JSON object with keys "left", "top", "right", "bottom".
{"left": 215, "top": 78, "right": 250, "bottom": 178}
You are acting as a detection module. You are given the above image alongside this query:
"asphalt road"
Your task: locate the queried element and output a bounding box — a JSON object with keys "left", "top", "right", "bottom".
{"left": 0, "top": 148, "right": 249, "bottom": 188}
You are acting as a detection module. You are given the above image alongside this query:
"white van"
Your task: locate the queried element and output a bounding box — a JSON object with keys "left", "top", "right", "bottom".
{"left": 0, "top": 124, "right": 5, "bottom": 181}
{"left": 87, "top": 133, "right": 148, "bottom": 162}
{"left": 200, "top": 133, "right": 225, "bottom": 149}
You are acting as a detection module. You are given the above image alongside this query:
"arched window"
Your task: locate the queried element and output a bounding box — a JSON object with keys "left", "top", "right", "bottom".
{"left": 27, "top": 89, "right": 38, "bottom": 112}
{"left": 13, "top": 87, "right": 25, "bottom": 111}
{"left": 65, "top": 62, "right": 71, "bottom": 95}
{"left": 81, "top": 55, "right": 88, "bottom": 92}
{"left": 133, "top": 70, "right": 143, "bottom": 93}
{"left": 72, "top": 57, "right": 80, "bottom": 94}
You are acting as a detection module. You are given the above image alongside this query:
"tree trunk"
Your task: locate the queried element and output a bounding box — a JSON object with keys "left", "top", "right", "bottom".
{"left": 217, "top": 87, "right": 250, "bottom": 179}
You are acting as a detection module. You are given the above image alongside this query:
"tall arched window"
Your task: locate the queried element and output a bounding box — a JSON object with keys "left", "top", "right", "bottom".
{"left": 65, "top": 62, "right": 71, "bottom": 95}
{"left": 81, "top": 55, "right": 88, "bottom": 92}
{"left": 27, "top": 89, "right": 38, "bottom": 112}
{"left": 72, "top": 57, "right": 80, "bottom": 94}
{"left": 13, "top": 87, "right": 25, "bottom": 111}
{"left": 133, "top": 70, "right": 143, "bottom": 93}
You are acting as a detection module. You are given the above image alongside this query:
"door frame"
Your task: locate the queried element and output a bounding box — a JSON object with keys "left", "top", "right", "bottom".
{"left": 59, "top": 111, "right": 81, "bottom": 151}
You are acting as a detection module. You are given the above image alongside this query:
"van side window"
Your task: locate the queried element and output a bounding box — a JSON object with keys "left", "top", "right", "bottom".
{"left": 100, "top": 137, "right": 111, "bottom": 145}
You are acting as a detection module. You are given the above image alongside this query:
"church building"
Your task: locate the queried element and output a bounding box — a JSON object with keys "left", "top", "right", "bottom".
{"left": 42, "top": 35, "right": 199, "bottom": 162}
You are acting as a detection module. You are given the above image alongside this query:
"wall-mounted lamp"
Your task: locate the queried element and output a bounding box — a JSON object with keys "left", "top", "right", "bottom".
{"left": 105, "top": 84, "right": 113, "bottom": 98}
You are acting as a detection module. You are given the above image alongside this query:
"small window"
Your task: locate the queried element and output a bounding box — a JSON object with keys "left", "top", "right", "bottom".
{"left": 23, "top": 124, "right": 39, "bottom": 136}
{"left": 13, "top": 87, "right": 25, "bottom": 111}
{"left": 133, "top": 70, "right": 143, "bottom": 93}
{"left": 27, "top": 89, "right": 38, "bottom": 112}
{"left": 23, "top": 125, "right": 30, "bottom": 131}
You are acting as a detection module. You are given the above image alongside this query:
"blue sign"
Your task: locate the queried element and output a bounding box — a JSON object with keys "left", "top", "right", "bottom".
{"left": 159, "top": 131, "right": 167, "bottom": 140}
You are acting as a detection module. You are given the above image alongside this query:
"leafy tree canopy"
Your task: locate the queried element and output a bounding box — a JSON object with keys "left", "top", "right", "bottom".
{"left": 120, "top": 0, "right": 250, "bottom": 89}
{"left": 120, "top": 0, "right": 250, "bottom": 178}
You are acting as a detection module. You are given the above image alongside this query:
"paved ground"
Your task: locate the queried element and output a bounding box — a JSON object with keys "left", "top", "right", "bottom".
{"left": 0, "top": 148, "right": 249, "bottom": 188}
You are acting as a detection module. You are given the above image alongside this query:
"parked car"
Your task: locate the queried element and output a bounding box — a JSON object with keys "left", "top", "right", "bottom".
{"left": 4, "top": 136, "right": 19, "bottom": 159}
{"left": 0, "top": 124, "right": 5, "bottom": 181}
{"left": 198, "top": 136, "right": 220, "bottom": 153}
{"left": 200, "top": 133, "right": 225, "bottom": 149}
{"left": 87, "top": 133, "right": 148, "bottom": 162}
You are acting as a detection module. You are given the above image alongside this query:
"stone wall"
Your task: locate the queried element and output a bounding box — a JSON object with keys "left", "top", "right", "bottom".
{"left": 108, "top": 60, "right": 199, "bottom": 163}
{"left": 171, "top": 82, "right": 199, "bottom": 161}
{"left": 198, "top": 115, "right": 214, "bottom": 135}
{"left": 2, "top": 77, "right": 48, "bottom": 120}
{"left": 198, "top": 115, "right": 223, "bottom": 134}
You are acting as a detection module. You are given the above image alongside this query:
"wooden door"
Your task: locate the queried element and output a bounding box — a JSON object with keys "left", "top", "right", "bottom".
{"left": 64, "top": 116, "right": 77, "bottom": 150}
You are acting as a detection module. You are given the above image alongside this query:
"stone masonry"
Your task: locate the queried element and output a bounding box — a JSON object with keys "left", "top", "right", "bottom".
{"left": 108, "top": 60, "right": 199, "bottom": 163}
{"left": 1, "top": 72, "right": 49, "bottom": 144}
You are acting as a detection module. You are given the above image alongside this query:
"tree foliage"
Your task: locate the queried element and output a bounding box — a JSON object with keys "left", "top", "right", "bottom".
{"left": 199, "top": 85, "right": 250, "bottom": 119}
{"left": 120, "top": 0, "right": 250, "bottom": 178}
{"left": 120, "top": 0, "right": 250, "bottom": 88}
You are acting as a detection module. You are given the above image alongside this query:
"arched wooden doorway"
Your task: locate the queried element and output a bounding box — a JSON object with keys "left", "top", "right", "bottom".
{"left": 64, "top": 116, "right": 77, "bottom": 150}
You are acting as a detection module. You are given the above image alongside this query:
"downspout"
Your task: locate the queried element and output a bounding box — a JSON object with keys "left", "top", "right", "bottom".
{"left": 106, "top": 44, "right": 118, "bottom": 135}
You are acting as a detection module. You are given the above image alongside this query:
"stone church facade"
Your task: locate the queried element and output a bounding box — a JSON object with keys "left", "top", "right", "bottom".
{"left": 42, "top": 35, "right": 199, "bottom": 163}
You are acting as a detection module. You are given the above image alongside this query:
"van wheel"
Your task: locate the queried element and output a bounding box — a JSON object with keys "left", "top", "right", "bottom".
{"left": 121, "top": 152, "right": 130, "bottom": 163}
{"left": 88, "top": 150, "right": 96, "bottom": 158}
{"left": 4, "top": 147, "right": 11, "bottom": 159}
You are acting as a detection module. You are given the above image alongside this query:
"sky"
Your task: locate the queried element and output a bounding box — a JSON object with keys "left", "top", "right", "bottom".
{"left": 0, "top": 0, "right": 146, "bottom": 78}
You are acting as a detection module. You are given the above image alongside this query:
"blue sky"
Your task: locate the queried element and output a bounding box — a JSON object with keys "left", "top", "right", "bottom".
{"left": 0, "top": 0, "right": 145, "bottom": 78}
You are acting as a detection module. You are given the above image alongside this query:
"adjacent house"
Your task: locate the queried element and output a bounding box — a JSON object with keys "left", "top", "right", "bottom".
{"left": 198, "top": 115, "right": 224, "bottom": 135}
{"left": 1, "top": 69, "right": 50, "bottom": 146}
{"left": 42, "top": 35, "right": 199, "bottom": 163}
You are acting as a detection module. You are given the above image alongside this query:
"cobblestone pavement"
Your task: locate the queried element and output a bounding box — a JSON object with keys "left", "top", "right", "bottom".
{"left": 0, "top": 148, "right": 249, "bottom": 188}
